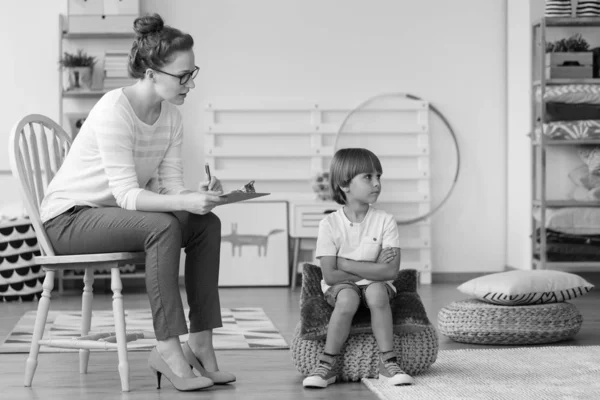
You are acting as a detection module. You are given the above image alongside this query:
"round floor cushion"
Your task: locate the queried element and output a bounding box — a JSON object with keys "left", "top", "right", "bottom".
{"left": 290, "top": 323, "right": 439, "bottom": 382}
{"left": 438, "top": 299, "right": 583, "bottom": 345}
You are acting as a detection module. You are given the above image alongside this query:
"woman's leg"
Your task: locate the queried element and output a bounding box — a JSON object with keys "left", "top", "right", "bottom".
{"left": 172, "top": 212, "right": 223, "bottom": 371}
{"left": 44, "top": 206, "right": 193, "bottom": 378}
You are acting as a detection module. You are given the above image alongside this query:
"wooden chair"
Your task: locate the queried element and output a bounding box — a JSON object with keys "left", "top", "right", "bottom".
{"left": 8, "top": 114, "right": 147, "bottom": 392}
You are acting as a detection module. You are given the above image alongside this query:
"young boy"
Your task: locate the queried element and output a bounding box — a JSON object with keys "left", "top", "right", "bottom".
{"left": 302, "top": 148, "right": 414, "bottom": 389}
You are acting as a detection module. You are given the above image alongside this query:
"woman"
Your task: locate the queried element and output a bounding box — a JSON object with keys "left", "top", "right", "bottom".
{"left": 40, "top": 13, "right": 235, "bottom": 392}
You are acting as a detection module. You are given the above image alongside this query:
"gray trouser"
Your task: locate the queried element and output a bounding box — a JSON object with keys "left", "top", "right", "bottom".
{"left": 43, "top": 206, "right": 222, "bottom": 340}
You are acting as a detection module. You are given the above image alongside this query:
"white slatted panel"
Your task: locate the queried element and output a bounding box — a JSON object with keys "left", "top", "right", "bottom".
{"left": 204, "top": 98, "right": 432, "bottom": 283}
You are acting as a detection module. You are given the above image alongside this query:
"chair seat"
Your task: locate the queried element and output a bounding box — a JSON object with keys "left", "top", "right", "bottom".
{"left": 36, "top": 252, "right": 145, "bottom": 266}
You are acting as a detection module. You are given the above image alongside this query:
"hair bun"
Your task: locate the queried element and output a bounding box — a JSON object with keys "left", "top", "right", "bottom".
{"left": 133, "top": 13, "right": 164, "bottom": 37}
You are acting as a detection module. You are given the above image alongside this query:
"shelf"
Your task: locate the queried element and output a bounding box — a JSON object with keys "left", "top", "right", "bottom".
{"left": 533, "top": 79, "right": 600, "bottom": 86}
{"left": 62, "top": 90, "right": 108, "bottom": 98}
{"left": 62, "top": 272, "right": 145, "bottom": 281}
{"left": 532, "top": 139, "right": 600, "bottom": 146}
{"left": 533, "top": 200, "right": 600, "bottom": 207}
{"left": 533, "top": 17, "right": 600, "bottom": 27}
{"left": 62, "top": 32, "right": 135, "bottom": 39}
{"left": 533, "top": 259, "right": 600, "bottom": 269}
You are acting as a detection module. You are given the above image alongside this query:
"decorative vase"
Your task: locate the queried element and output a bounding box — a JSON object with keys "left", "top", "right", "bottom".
{"left": 63, "top": 66, "right": 93, "bottom": 91}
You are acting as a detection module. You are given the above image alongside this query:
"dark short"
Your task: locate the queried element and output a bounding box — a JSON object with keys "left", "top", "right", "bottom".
{"left": 324, "top": 281, "right": 396, "bottom": 308}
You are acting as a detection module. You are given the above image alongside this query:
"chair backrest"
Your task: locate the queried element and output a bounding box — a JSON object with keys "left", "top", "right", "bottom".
{"left": 8, "top": 114, "right": 73, "bottom": 257}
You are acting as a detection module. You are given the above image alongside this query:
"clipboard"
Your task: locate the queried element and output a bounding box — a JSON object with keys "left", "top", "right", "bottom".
{"left": 218, "top": 191, "right": 270, "bottom": 204}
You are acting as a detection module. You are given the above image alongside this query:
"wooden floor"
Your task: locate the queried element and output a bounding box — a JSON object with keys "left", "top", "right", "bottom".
{"left": 1, "top": 275, "right": 599, "bottom": 400}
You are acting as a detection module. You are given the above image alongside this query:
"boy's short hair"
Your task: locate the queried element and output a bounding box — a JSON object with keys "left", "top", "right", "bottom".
{"left": 329, "top": 148, "right": 383, "bottom": 205}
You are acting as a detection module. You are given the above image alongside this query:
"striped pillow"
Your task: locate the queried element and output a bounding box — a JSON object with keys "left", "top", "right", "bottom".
{"left": 577, "top": 0, "right": 600, "bottom": 16}
{"left": 545, "top": 0, "right": 573, "bottom": 17}
{"left": 457, "top": 270, "right": 594, "bottom": 305}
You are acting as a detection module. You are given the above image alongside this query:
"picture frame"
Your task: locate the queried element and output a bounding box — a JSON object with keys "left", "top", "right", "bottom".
{"left": 213, "top": 201, "right": 289, "bottom": 287}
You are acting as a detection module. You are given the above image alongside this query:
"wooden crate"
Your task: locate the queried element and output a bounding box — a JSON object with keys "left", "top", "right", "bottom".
{"left": 545, "top": 52, "right": 593, "bottom": 79}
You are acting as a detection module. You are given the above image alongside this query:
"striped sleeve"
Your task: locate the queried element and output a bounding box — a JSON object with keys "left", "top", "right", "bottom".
{"left": 155, "top": 110, "right": 187, "bottom": 195}
{"left": 93, "top": 106, "right": 143, "bottom": 210}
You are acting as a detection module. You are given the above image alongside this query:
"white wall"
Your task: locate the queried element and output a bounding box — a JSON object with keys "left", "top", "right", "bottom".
{"left": 1, "top": 0, "right": 508, "bottom": 274}
{"left": 0, "top": 2, "right": 66, "bottom": 207}
{"left": 506, "top": 0, "right": 534, "bottom": 270}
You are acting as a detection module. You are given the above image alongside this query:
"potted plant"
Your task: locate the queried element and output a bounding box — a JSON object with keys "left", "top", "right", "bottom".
{"left": 59, "top": 49, "right": 97, "bottom": 91}
{"left": 311, "top": 171, "right": 332, "bottom": 201}
{"left": 545, "top": 34, "right": 593, "bottom": 79}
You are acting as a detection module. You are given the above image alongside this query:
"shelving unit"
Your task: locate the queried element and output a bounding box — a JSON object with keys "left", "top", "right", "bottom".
{"left": 58, "top": 14, "right": 135, "bottom": 135}
{"left": 531, "top": 16, "right": 600, "bottom": 271}
{"left": 56, "top": 11, "right": 140, "bottom": 292}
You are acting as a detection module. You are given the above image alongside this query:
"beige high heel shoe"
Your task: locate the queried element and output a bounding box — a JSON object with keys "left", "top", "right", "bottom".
{"left": 182, "top": 341, "right": 236, "bottom": 384}
{"left": 148, "top": 347, "right": 214, "bottom": 391}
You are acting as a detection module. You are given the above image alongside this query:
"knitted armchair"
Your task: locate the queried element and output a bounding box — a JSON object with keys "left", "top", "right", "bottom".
{"left": 290, "top": 264, "right": 439, "bottom": 381}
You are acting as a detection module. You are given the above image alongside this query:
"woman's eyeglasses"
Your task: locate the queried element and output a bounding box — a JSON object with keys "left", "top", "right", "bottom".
{"left": 153, "top": 66, "right": 199, "bottom": 85}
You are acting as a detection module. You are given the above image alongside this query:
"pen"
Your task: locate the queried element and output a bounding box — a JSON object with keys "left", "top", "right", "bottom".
{"left": 205, "top": 163, "right": 212, "bottom": 183}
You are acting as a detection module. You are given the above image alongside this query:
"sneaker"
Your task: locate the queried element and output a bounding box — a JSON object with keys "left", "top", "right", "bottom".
{"left": 379, "top": 353, "right": 414, "bottom": 386}
{"left": 302, "top": 353, "right": 337, "bottom": 388}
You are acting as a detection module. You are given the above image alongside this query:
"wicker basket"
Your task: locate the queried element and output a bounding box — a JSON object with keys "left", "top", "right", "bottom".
{"left": 438, "top": 299, "right": 583, "bottom": 345}
{"left": 290, "top": 323, "right": 439, "bottom": 381}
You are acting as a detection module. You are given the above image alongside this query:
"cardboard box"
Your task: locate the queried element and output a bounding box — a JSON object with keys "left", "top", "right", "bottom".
{"left": 68, "top": 0, "right": 139, "bottom": 16}
{"left": 66, "top": 15, "right": 135, "bottom": 34}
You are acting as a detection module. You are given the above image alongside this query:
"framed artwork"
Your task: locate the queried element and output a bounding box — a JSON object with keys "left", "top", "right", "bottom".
{"left": 213, "top": 201, "right": 289, "bottom": 287}
{"left": 65, "top": 112, "right": 88, "bottom": 138}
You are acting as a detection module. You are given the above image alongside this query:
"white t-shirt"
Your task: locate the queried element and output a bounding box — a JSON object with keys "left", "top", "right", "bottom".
{"left": 315, "top": 206, "right": 400, "bottom": 293}
{"left": 40, "top": 89, "right": 187, "bottom": 223}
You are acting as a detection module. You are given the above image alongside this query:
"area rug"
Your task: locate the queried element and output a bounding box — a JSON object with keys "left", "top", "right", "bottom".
{"left": 362, "top": 346, "right": 600, "bottom": 400}
{"left": 0, "top": 307, "right": 288, "bottom": 353}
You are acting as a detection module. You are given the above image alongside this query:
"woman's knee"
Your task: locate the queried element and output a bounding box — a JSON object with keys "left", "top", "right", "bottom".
{"left": 203, "top": 212, "right": 221, "bottom": 232}
{"left": 335, "top": 289, "right": 361, "bottom": 314}
{"left": 365, "top": 283, "right": 391, "bottom": 309}
{"left": 146, "top": 213, "right": 182, "bottom": 242}
{"left": 188, "top": 211, "right": 221, "bottom": 234}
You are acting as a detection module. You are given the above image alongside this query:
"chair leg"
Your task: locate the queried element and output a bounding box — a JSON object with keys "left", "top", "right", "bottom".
{"left": 111, "top": 267, "right": 130, "bottom": 392}
{"left": 291, "top": 238, "right": 300, "bottom": 289}
{"left": 24, "top": 269, "right": 55, "bottom": 387}
{"left": 80, "top": 268, "right": 94, "bottom": 374}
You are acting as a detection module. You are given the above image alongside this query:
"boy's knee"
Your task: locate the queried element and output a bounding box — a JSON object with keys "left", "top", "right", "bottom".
{"left": 365, "top": 283, "right": 391, "bottom": 309}
{"left": 335, "top": 288, "right": 361, "bottom": 312}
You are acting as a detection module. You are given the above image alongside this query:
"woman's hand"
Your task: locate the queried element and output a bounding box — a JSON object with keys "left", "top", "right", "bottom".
{"left": 199, "top": 176, "right": 223, "bottom": 195}
{"left": 182, "top": 191, "right": 225, "bottom": 215}
{"left": 377, "top": 247, "right": 396, "bottom": 264}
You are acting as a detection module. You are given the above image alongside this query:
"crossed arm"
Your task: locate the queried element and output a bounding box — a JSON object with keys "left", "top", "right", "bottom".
{"left": 320, "top": 247, "right": 401, "bottom": 286}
